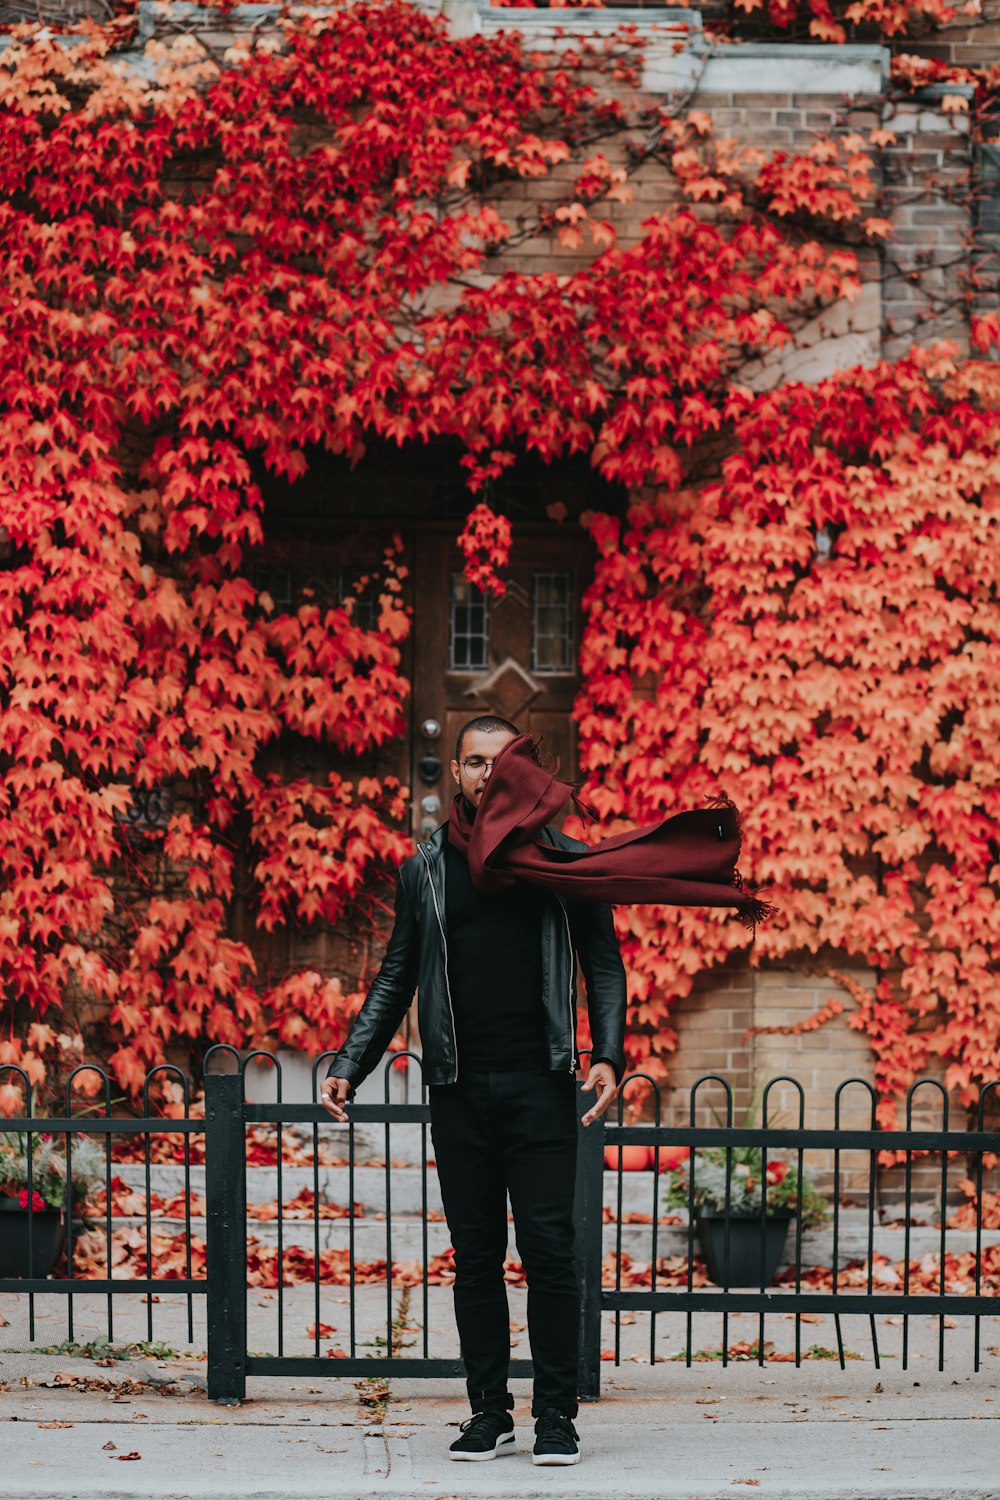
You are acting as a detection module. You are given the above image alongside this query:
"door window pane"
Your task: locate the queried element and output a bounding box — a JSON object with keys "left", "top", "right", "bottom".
{"left": 250, "top": 565, "right": 379, "bottom": 630}
{"left": 450, "top": 572, "right": 490, "bottom": 671}
{"left": 336, "top": 569, "right": 379, "bottom": 632}
{"left": 251, "top": 567, "right": 294, "bottom": 610}
{"left": 532, "top": 572, "right": 573, "bottom": 673}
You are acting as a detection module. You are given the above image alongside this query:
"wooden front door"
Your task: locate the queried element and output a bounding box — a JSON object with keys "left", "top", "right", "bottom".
{"left": 409, "top": 524, "right": 593, "bottom": 840}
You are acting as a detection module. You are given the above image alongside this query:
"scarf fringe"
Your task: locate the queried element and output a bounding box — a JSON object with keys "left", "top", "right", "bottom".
{"left": 734, "top": 867, "right": 778, "bottom": 934}
{"left": 738, "top": 894, "right": 779, "bottom": 932}
{"left": 709, "top": 794, "right": 776, "bottom": 933}
{"left": 572, "top": 789, "right": 599, "bottom": 823}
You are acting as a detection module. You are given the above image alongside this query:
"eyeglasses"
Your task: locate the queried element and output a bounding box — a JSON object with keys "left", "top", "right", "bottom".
{"left": 458, "top": 757, "right": 498, "bottom": 779}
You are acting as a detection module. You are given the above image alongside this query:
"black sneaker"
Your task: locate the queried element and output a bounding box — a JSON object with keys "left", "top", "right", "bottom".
{"left": 449, "top": 1409, "right": 515, "bottom": 1461}
{"left": 532, "top": 1407, "right": 580, "bottom": 1466}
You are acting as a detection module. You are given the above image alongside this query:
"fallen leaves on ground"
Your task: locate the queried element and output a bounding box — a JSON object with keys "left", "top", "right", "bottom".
{"left": 249, "top": 1188, "right": 364, "bottom": 1221}
{"left": 68, "top": 1229, "right": 470, "bottom": 1286}
{"left": 90, "top": 1179, "right": 364, "bottom": 1223}
{"left": 71, "top": 1226, "right": 208, "bottom": 1280}
{"left": 111, "top": 1126, "right": 364, "bottom": 1169}
{"left": 602, "top": 1250, "right": 711, "bottom": 1288}
{"left": 773, "top": 1246, "right": 1000, "bottom": 1295}
{"left": 89, "top": 1179, "right": 206, "bottom": 1220}
{"left": 64, "top": 1231, "right": 1000, "bottom": 1295}
{"left": 35, "top": 1373, "right": 175, "bottom": 1396}
{"left": 602, "top": 1208, "right": 684, "bottom": 1225}
{"left": 947, "top": 1180, "right": 1000, "bottom": 1231}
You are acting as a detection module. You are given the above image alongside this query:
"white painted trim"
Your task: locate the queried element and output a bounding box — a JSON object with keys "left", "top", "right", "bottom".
{"left": 699, "top": 45, "right": 887, "bottom": 95}
{"left": 475, "top": 3, "right": 700, "bottom": 32}
{"left": 475, "top": 6, "right": 887, "bottom": 95}
{"left": 4, "top": 2, "right": 887, "bottom": 99}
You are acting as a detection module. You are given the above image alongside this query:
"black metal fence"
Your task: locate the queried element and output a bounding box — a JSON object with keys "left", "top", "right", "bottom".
{"left": 0, "top": 1063, "right": 205, "bottom": 1348}
{"left": 592, "top": 1071, "right": 1000, "bottom": 1394}
{"left": 1, "top": 1055, "right": 997, "bottom": 1404}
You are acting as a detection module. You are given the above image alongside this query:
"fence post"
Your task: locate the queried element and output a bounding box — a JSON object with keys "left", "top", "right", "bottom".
{"left": 205, "top": 1071, "right": 247, "bottom": 1404}
{"left": 575, "top": 1086, "right": 606, "bottom": 1401}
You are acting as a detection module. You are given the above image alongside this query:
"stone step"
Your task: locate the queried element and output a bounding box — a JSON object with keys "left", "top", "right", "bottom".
{"left": 113, "top": 1161, "right": 969, "bottom": 1234}
{"left": 91, "top": 1207, "right": 1000, "bottom": 1269}
{"left": 113, "top": 1161, "right": 669, "bottom": 1216}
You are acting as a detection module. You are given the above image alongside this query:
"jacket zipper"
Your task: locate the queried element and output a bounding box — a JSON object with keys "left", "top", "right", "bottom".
{"left": 557, "top": 898, "right": 576, "bottom": 1074}
{"left": 419, "top": 843, "right": 459, "bottom": 1083}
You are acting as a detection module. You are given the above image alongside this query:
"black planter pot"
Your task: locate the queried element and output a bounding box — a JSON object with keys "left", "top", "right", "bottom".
{"left": 0, "top": 1197, "right": 66, "bottom": 1278}
{"left": 696, "top": 1209, "right": 793, "bottom": 1287}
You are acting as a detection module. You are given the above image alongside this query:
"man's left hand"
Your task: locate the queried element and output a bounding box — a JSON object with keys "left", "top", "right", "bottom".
{"left": 579, "top": 1061, "right": 618, "bottom": 1127}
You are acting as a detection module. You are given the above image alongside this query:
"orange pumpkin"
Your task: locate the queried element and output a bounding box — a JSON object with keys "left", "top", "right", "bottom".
{"left": 603, "top": 1145, "right": 652, "bottom": 1172}
{"left": 656, "top": 1146, "right": 691, "bottom": 1174}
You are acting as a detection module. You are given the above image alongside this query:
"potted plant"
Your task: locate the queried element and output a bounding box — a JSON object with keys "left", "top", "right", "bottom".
{"left": 0, "top": 1134, "right": 104, "bottom": 1277}
{"left": 662, "top": 1144, "right": 829, "bottom": 1287}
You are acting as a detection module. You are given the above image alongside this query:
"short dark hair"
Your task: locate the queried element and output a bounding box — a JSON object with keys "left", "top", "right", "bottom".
{"left": 455, "top": 716, "right": 519, "bottom": 761}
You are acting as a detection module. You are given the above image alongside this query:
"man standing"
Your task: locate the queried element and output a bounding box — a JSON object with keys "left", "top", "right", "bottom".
{"left": 321, "top": 715, "right": 626, "bottom": 1467}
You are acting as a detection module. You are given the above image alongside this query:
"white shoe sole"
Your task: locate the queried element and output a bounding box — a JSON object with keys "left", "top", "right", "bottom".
{"left": 450, "top": 1436, "right": 515, "bottom": 1462}
{"left": 533, "top": 1452, "right": 581, "bottom": 1466}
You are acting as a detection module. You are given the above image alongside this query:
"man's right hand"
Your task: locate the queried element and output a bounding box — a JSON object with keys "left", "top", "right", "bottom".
{"left": 320, "top": 1076, "right": 351, "bottom": 1121}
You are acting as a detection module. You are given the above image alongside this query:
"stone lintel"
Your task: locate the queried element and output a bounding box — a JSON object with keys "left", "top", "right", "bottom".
{"left": 1, "top": 2, "right": 890, "bottom": 102}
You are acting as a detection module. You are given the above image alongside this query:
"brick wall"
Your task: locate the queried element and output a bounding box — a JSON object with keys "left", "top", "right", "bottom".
{"left": 659, "top": 963, "right": 757, "bottom": 1123}
{"left": 882, "top": 93, "right": 976, "bottom": 357}
{"left": 655, "top": 966, "right": 964, "bottom": 1208}
{"left": 890, "top": 0, "right": 1000, "bottom": 70}
{"left": 470, "top": 21, "right": 974, "bottom": 369}
{"left": 663, "top": 967, "right": 879, "bottom": 1194}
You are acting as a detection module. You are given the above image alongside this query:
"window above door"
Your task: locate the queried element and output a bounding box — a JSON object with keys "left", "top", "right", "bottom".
{"left": 532, "top": 571, "right": 574, "bottom": 674}
{"left": 449, "top": 569, "right": 575, "bottom": 675}
{"left": 449, "top": 572, "right": 491, "bottom": 671}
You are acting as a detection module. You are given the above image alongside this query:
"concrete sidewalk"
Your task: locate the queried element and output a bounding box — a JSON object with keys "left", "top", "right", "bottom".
{"left": 4, "top": 1353, "right": 999, "bottom": 1500}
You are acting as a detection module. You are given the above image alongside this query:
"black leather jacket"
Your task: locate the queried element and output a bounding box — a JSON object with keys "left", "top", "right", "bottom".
{"left": 327, "top": 823, "right": 627, "bottom": 1089}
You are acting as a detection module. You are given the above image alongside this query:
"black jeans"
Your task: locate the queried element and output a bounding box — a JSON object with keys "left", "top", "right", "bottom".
{"left": 429, "top": 1070, "right": 579, "bottom": 1418}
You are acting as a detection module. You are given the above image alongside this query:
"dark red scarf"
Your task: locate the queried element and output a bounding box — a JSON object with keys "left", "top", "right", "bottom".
{"left": 447, "top": 734, "right": 774, "bottom": 929}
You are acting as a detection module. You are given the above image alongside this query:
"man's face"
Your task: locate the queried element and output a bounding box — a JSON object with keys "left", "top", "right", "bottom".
{"left": 450, "top": 727, "right": 518, "bottom": 811}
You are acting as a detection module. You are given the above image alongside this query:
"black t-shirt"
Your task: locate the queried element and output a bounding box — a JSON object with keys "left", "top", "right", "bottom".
{"left": 444, "top": 841, "right": 550, "bottom": 1072}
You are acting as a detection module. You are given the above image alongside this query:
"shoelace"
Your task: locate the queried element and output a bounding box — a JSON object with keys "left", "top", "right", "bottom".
{"left": 460, "top": 1411, "right": 509, "bottom": 1436}
{"left": 537, "top": 1409, "right": 578, "bottom": 1442}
